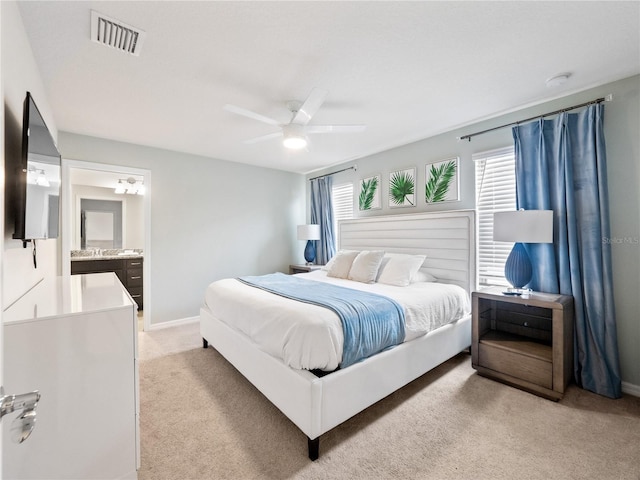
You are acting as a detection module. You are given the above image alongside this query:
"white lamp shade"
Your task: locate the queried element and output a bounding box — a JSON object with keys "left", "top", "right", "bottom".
{"left": 493, "top": 210, "right": 553, "bottom": 243}
{"left": 297, "top": 224, "right": 320, "bottom": 241}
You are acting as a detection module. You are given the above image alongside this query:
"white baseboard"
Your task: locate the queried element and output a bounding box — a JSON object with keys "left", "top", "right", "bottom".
{"left": 146, "top": 315, "right": 199, "bottom": 331}
{"left": 622, "top": 381, "right": 640, "bottom": 398}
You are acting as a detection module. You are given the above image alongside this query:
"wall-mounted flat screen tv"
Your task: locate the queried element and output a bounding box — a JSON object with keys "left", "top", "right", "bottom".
{"left": 13, "top": 92, "right": 61, "bottom": 242}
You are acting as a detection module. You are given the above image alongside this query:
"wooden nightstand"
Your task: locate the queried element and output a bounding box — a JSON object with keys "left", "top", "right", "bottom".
{"left": 289, "top": 264, "right": 323, "bottom": 274}
{"left": 472, "top": 287, "right": 574, "bottom": 401}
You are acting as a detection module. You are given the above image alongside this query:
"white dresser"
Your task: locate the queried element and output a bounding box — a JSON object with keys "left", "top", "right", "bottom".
{"left": 3, "top": 273, "right": 139, "bottom": 480}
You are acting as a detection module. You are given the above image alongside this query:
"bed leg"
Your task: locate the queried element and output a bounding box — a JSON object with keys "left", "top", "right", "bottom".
{"left": 308, "top": 437, "right": 319, "bottom": 461}
{"left": 202, "top": 338, "right": 208, "bottom": 349}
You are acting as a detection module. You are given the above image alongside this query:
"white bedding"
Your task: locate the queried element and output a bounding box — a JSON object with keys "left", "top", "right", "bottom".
{"left": 203, "top": 270, "right": 470, "bottom": 371}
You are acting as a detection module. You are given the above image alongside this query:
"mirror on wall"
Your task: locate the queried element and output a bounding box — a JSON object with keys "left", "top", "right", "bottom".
{"left": 80, "top": 199, "right": 123, "bottom": 249}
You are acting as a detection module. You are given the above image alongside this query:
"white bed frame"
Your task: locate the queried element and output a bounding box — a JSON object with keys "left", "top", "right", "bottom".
{"left": 200, "top": 210, "right": 476, "bottom": 459}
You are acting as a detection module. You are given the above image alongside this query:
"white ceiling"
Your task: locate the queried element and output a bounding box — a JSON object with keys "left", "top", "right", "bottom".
{"left": 17, "top": 1, "right": 640, "bottom": 175}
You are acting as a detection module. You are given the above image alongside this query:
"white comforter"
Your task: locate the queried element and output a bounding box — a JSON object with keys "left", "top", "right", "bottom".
{"left": 203, "top": 270, "right": 470, "bottom": 371}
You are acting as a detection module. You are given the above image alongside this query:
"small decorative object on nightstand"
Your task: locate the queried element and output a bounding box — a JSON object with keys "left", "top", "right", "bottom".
{"left": 297, "top": 224, "right": 321, "bottom": 264}
{"left": 472, "top": 287, "right": 574, "bottom": 401}
{"left": 289, "top": 264, "right": 323, "bottom": 275}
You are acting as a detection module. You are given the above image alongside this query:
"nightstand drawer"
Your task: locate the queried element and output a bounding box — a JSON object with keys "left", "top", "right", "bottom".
{"left": 478, "top": 342, "right": 552, "bottom": 389}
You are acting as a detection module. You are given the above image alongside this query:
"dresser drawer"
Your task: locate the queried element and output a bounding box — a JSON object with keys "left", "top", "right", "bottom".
{"left": 478, "top": 342, "right": 552, "bottom": 389}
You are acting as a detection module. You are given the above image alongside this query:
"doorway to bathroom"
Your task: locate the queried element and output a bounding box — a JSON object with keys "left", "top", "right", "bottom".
{"left": 61, "top": 159, "right": 151, "bottom": 331}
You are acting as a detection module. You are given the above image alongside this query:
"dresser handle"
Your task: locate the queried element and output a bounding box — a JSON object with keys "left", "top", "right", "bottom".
{"left": 130, "top": 262, "right": 141, "bottom": 266}
{"left": 131, "top": 294, "right": 141, "bottom": 298}
{"left": 130, "top": 276, "right": 141, "bottom": 280}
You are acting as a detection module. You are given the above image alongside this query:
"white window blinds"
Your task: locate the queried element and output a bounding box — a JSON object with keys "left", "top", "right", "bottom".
{"left": 331, "top": 182, "right": 354, "bottom": 240}
{"left": 474, "top": 147, "right": 517, "bottom": 286}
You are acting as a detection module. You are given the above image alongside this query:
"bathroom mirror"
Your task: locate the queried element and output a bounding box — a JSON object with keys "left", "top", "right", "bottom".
{"left": 79, "top": 199, "right": 123, "bottom": 249}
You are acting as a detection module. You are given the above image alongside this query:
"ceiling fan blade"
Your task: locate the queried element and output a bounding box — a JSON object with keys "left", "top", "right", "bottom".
{"left": 292, "top": 88, "right": 328, "bottom": 125}
{"left": 243, "top": 131, "right": 283, "bottom": 145}
{"left": 305, "top": 125, "right": 367, "bottom": 134}
{"left": 223, "top": 104, "right": 280, "bottom": 126}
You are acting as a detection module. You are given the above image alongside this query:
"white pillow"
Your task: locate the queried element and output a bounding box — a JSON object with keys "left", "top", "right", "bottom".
{"left": 347, "top": 250, "right": 385, "bottom": 283}
{"left": 326, "top": 250, "right": 360, "bottom": 279}
{"left": 322, "top": 249, "right": 357, "bottom": 271}
{"left": 412, "top": 268, "right": 437, "bottom": 283}
{"left": 375, "top": 253, "right": 426, "bottom": 281}
{"left": 377, "top": 254, "right": 426, "bottom": 287}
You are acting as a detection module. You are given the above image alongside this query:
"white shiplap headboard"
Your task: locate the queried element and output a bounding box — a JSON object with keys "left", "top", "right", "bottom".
{"left": 338, "top": 210, "right": 477, "bottom": 294}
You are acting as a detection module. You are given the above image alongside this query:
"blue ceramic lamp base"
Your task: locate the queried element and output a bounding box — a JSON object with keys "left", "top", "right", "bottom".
{"left": 303, "top": 240, "right": 316, "bottom": 265}
{"left": 503, "top": 242, "right": 533, "bottom": 295}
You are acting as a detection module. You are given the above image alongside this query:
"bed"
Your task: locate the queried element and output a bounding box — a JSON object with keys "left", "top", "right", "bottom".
{"left": 200, "top": 210, "right": 476, "bottom": 459}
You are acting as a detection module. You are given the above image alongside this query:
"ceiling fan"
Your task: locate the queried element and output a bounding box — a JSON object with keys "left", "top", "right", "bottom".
{"left": 223, "top": 88, "right": 366, "bottom": 149}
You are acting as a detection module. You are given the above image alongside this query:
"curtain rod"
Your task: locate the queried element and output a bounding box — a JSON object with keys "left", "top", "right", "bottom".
{"left": 308, "top": 165, "right": 357, "bottom": 181}
{"left": 458, "top": 94, "right": 613, "bottom": 142}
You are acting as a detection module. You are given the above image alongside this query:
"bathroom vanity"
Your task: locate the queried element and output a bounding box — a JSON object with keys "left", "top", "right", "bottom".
{"left": 71, "top": 250, "right": 143, "bottom": 309}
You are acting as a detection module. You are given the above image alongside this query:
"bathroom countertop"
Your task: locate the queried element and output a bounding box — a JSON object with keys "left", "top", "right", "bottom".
{"left": 71, "top": 254, "right": 143, "bottom": 261}
{"left": 71, "top": 249, "right": 143, "bottom": 261}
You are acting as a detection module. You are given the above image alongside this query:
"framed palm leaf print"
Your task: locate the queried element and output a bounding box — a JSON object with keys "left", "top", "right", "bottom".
{"left": 425, "top": 157, "right": 459, "bottom": 203}
{"left": 388, "top": 167, "right": 416, "bottom": 208}
{"left": 359, "top": 174, "right": 381, "bottom": 211}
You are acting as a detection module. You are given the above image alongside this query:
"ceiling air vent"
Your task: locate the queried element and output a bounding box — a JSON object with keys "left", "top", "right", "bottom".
{"left": 90, "top": 10, "right": 146, "bottom": 56}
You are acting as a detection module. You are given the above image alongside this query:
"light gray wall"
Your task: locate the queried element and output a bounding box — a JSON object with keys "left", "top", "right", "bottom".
{"left": 59, "top": 133, "right": 306, "bottom": 325}
{"left": 2, "top": 0, "right": 59, "bottom": 307}
{"left": 310, "top": 75, "right": 640, "bottom": 389}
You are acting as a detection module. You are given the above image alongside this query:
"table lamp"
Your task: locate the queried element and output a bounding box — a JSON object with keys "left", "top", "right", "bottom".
{"left": 493, "top": 210, "right": 553, "bottom": 294}
{"left": 297, "top": 224, "right": 321, "bottom": 264}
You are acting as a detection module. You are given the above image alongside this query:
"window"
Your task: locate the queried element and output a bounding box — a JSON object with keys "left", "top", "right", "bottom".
{"left": 331, "top": 182, "right": 354, "bottom": 243}
{"left": 474, "top": 147, "right": 516, "bottom": 286}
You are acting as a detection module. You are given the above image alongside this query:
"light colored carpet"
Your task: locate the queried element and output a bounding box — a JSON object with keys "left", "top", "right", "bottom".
{"left": 138, "top": 320, "right": 201, "bottom": 361}
{"left": 138, "top": 323, "right": 640, "bottom": 480}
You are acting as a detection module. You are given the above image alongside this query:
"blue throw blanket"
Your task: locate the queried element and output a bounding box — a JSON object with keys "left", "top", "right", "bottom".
{"left": 237, "top": 272, "right": 405, "bottom": 369}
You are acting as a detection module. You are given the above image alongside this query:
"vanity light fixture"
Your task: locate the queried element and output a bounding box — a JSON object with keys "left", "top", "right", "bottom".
{"left": 26, "top": 168, "right": 50, "bottom": 187}
{"left": 114, "top": 180, "right": 126, "bottom": 194}
{"left": 115, "top": 177, "right": 144, "bottom": 195}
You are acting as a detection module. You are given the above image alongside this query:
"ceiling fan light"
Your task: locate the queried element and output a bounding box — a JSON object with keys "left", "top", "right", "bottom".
{"left": 283, "top": 135, "right": 308, "bottom": 149}
{"left": 282, "top": 124, "right": 308, "bottom": 149}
